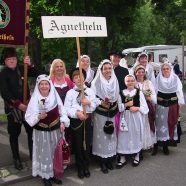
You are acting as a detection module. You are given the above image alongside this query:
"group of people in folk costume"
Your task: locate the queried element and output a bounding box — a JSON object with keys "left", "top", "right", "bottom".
{"left": 0, "top": 48, "right": 185, "bottom": 186}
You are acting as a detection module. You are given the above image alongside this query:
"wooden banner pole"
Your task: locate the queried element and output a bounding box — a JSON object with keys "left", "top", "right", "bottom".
{"left": 23, "top": 0, "right": 30, "bottom": 104}
{"left": 76, "top": 37, "right": 86, "bottom": 114}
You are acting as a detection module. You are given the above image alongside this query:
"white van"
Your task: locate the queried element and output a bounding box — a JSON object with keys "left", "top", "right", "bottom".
{"left": 122, "top": 45, "right": 186, "bottom": 76}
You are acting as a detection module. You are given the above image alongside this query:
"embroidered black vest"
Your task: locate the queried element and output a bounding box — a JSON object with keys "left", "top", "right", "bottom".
{"left": 120, "top": 88, "right": 140, "bottom": 110}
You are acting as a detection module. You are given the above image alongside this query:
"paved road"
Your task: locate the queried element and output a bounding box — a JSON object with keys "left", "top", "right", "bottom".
{"left": 6, "top": 134, "right": 186, "bottom": 186}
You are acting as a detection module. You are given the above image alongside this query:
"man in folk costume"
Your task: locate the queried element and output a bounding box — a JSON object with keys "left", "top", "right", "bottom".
{"left": 25, "top": 75, "right": 70, "bottom": 186}
{"left": 109, "top": 50, "right": 129, "bottom": 91}
{"left": 64, "top": 68, "right": 97, "bottom": 179}
{"left": 154, "top": 62, "right": 185, "bottom": 155}
{"left": 0, "top": 47, "right": 38, "bottom": 170}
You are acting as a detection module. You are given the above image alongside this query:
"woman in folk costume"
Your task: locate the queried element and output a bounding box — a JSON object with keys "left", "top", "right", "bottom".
{"left": 91, "top": 59, "right": 119, "bottom": 174}
{"left": 49, "top": 59, "right": 73, "bottom": 103}
{"left": 153, "top": 63, "right": 185, "bottom": 155}
{"left": 134, "top": 65, "right": 157, "bottom": 156}
{"left": 25, "top": 75, "right": 70, "bottom": 186}
{"left": 116, "top": 75, "right": 149, "bottom": 168}
{"left": 49, "top": 59, "right": 73, "bottom": 153}
{"left": 130, "top": 52, "right": 156, "bottom": 88}
{"left": 76, "top": 55, "right": 95, "bottom": 87}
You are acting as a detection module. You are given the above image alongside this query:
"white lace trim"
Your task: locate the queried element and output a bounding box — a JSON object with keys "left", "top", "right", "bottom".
{"left": 92, "top": 152, "right": 116, "bottom": 158}
{"left": 32, "top": 170, "right": 53, "bottom": 179}
{"left": 117, "top": 147, "right": 142, "bottom": 155}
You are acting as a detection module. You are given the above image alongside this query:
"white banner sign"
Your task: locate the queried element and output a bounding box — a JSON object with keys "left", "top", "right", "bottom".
{"left": 41, "top": 16, "right": 107, "bottom": 38}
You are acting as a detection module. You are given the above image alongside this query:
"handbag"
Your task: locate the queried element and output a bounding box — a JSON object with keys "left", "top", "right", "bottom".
{"left": 103, "top": 120, "right": 114, "bottom": 134}
{"left": 120, "top": 114, "right": 128, "bottom": 132}
{"left": 62, "top": 139, "right": 71, "bottom": 165}
{"left": 53, "top": 136, "right": 70, "bottom": 180}
{"left": 103, "top": 109, "right": 114, "bottom": 135}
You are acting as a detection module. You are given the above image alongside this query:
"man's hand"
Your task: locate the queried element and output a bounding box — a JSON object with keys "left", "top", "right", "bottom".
{"left": 18, "top": 103, "right": 27, "bottom": 112}
{"left": 23, "top": 56, "right": 31, "bottom": 65}
{"left": 76, "top": 111, "right": 87, "bottom": 121}
{"left": 81, "top": 97, "right": 90, "bottom": 106}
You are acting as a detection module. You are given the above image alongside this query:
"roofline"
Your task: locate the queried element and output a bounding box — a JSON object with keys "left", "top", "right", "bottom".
{"left": 122, "top": 45, "right": 186, "bottom": 54}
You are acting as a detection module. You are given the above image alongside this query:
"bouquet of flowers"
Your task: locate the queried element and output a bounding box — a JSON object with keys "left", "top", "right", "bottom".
{"left": 104, "top": 97, "right": 110, "bottom": 103}
{"left": 143, "top": 89, "right": 152, "bottom": 97}
{"left": 125, "top": 94, "right": 133, "bottom": 103}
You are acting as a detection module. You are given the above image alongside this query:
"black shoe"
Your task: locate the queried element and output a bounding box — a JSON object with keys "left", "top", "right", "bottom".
{"left": 78, "top": 169, "right": 84, "bottom": 179}
{"left": 43, "top": 179, "right": 52, "bottom": 186}
{"left": 106, "top": 161, "right": 114, "bottom": 170}
{"left": 50, "top": 177, "right": 62, "bottom": 184}
{"left": 163, "top": 146, "right": 169, "bottom": 155}
{"left": 100, "top": 163, "right": 108, "bottom": 174}
{"left": 116, "top": 161, "right": 127, "bottom": 169}
{"left": 132, "top": 159, "right": 140, "bottom": 167}
{"left": 14, "top": 159, "right": 23, "bottom": 170}
{"left": 152, "top": 145, "right": 158, "bottom": 156}
{"left": 139, "top": 151, "right": 143, "bottom": 161}
{"left": 84, "top": 169, "right": 90, "bottom": 178}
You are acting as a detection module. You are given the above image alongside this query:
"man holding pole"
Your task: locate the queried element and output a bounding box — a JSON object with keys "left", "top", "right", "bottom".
{"left": 0, "top": 47, "right": 37, "bottom": 170}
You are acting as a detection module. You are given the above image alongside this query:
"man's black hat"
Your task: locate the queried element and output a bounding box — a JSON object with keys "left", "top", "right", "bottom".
{"left": 108, "top": 50, "right": 123, "bottom": 58}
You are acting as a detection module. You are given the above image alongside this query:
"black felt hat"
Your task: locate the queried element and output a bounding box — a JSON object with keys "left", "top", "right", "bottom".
{"left": 2, "top": 47, "right": 17, "bottom": 60}
{"left": 108, "top": 50, "right": 123, "bottom": 58}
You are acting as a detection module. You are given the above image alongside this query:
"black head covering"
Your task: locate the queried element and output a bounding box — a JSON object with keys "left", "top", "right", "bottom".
{"left": 70, "top": 67, "right": 87, "bottom": 81}
{"left": 108, "top": 50, "right": 123, "bottom": 58}
{"left": 1, "top": 47, "right": 17, "bottom": 64}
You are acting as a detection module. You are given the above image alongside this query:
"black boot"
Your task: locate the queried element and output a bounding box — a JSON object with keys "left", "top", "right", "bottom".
{"left": 100, "top": 158, "right": 108, "bottom": 174}
{"left": 152, "top": 143, "right": 158, "bottom": 156}
{"left": 13, "top": 159, "right": 23, "bottom": 170}
{"left": 163, "top": 143, "right": 169, "bottom": 155}
{"left": 27, "top": 135, "right": 33, "bottom": 160}
{"left": 139, "top": 150, "right": 143, "bottom": 161}
{"left": 77, "top": 168, "right": 84, "bottom": 179}
{"left": 50, "top": 177, "right": 62, "bottom": 185}
{"left": 43, "top": 178, "right": 52, "bottom": 186}
{"left": 106, "top": 157, "right": 114, "bottom": 170}
{"left": 84, "top": 167, "right": 90, "bottom": 178}
{"left": 10, "top": 136, "right": 23, "bottom": 170}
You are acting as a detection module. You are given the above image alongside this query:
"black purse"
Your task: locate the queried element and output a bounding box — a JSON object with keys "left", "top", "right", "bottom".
{"left": 103, "top": 120, "right": 114, "bottom": 134}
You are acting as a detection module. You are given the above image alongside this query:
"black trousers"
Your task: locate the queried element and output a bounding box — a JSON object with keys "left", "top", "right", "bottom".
{"left": 70, "top": 117, "right": 91, "bottom": 171}
{"left": 7, "top": 113, "right": 33, "bottom": 160}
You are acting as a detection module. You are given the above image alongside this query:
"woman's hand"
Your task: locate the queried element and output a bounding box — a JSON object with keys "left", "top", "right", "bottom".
{"left": 125, "top": 100, "right": 133, "bottom": 107}
{"left": 101, "top": 101, "right": 110, "bottom": 109}
{"left": 38, "top": 112, "right": 47, "bottom": 120}
{"left": 145, "top": 96, "right": 152, "bottom": 101}
{"left": 130, "top": 106, "right": 139, "bottom": 112}
{"left": 60, "top": 123, "right": 65, "bottom": 132}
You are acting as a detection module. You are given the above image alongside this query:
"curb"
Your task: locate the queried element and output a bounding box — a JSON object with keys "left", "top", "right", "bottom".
{"left": 0, "top": 161, "right": 32, "bottom": 186}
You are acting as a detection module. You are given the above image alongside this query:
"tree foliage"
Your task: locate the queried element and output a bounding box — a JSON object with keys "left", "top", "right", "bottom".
{"left": 27, "top": 0, "right": 185, "bottom": 71}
